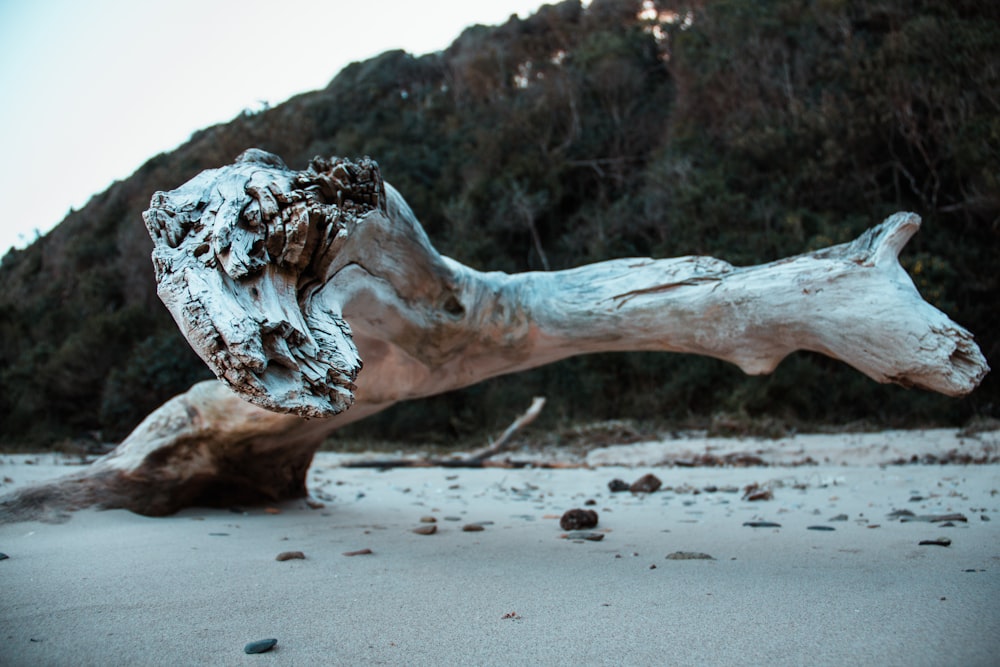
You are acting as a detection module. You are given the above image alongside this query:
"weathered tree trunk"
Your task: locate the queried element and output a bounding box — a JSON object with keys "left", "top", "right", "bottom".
{"left": 1, "top": 150, "right": 988, "bottom": 520}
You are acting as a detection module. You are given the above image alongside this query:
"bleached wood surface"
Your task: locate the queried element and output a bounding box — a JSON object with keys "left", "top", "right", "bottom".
{"left": 0, "top": 150, "right": 987, "bottom": 519}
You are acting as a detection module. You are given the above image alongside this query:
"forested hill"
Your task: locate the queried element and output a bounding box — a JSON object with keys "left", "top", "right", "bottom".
{"left": 1, "top": 0, "right": 997, "bottom": 448}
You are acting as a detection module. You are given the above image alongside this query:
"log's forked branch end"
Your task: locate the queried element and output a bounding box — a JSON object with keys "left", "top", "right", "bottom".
{"left": 838, "top": 211, "right": 921, "bottom": 268}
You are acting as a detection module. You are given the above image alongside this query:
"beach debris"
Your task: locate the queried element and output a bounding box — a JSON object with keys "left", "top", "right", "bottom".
{"left": 889, "top": 511, "right": 968, "bottom": 523}
{"left": 918, "top": 537, "right": 952, "bottom": 547}
{"left": 665, "top": 551, "right": 715, "bottom": 560}
{"left": 630, "top": 474, "right": 662, "bottom": 493}
{"left": 561, "top": 531, "right": 605, "bottom": 541}
{"left": 343, "top": 548, "right": 373, "bottom": 557}
{"left": 412, "top": 525, "right": 437, "bottom": 535}
{"left": 419, "top": 516, "right": 437, "bottom": 523}
{"left": 275, "top": 551, "right": 306, "bottom": 561}
{"left": 608, "top": 479, "right": 630, "bottom": 492}
{"left": 244, "top": 638, "right": 278, "bottom": 654}
{"left": 501, "top": 611, "right": 521, "bottom": 620}
{"left": 807, "top": 525, "right": 836, "bottom": 531}
{"left": 463, "top": 524, "right": 485, "bottom": 532}
{"left": 743, "top": 521, "right": 782, "bottom": 528}
{"left": 829, "top": 514, "right": 849, "bottom": 522}
{"left": 560, "top": 508, "right": 599, "bottom": 531}
{"left": 742, "top": 483, "right": 773, "bottom": 501}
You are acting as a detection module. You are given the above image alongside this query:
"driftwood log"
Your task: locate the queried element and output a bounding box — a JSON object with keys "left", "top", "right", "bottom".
{"left": 0, "top": 149, "right": 988, "bottom": 520}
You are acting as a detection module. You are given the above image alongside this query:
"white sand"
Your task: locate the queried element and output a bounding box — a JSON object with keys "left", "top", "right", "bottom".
{"left": 1, "top": 430, "right": 998, "bottom": 666}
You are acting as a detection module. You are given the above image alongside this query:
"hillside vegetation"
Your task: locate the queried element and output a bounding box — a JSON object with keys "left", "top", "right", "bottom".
{"left": 1, "top": 0, "right": 997, "bottom": 448}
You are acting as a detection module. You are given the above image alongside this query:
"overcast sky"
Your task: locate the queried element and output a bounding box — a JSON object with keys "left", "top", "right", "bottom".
{"left": 0, "top": 0, "right": 549, "bottom": 254}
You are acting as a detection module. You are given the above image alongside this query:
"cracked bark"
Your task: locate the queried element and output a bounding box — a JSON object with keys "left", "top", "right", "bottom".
{"left": 1, "top": 149, "right": 988, "bottom": 520}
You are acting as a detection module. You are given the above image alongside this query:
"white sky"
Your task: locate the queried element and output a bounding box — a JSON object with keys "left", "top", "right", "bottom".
{"left": 0, "top": 0, "right": 548, "bottom": 254}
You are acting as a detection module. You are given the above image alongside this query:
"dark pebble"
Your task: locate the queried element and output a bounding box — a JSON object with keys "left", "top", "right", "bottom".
{"left": 900, "top": 513, "right": 968, "bottom": 523}
{"left": 208, "top": 533, "right": 230, "bottom": 537}
{"left": 275, "top": 551, "right": 305, "bottom": 561}
{"left": 562, "top": 531, "right": 604, "bottom": 541}
{"left": 982, "top": 515, "right": 991, "bottom": 522}
{"left": 413, "top": 525, "right": 437, "bottom": 535}
{"left": 630, "top": 473, "right": 662, "bottom": 494}
{"left": 887, "top": 508, "right": 915, "bottom": 519}
{"left": 829, "top": 514, "right": 849, "bottom": 522}
{"left": 560, "top": 509, "right": 599, "bottom": 531}
{"left": 0, "top": 552, "right": 8, "bottom": 561}
{"left": 608, "top": 479, "right": 630, "bottom": 493}
{"left": 918, "top": 537, "right": 951, "bottom": 547}
{"left": 807, "top": 525, "right": 836, "bottom": 531}
{"left": 665, "top": 551, "right": 715, "bottom": 560}
{"left": 462, "top": 524, "right": 485, "bottom": 532}
{"left": 743, "top": 521, "right": 782, "bottom": 528}
{"left": 244, "top": 638, "right": 278, "bottom": 654}
{"left": 584, "top": 499, "right": 597, "bottom": 506}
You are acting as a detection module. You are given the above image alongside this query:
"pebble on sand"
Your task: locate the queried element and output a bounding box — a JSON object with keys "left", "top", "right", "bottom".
{"left": 608, "top": 479, "right": 631, "bottom": 492}
{"left": 413, "top": 524, "right": 437, "bottom": 535}
{"left": 275, "top": 551, "right": 306, "bottom": 561}
{"left": 343, "top": 548, "right": 374, "bottom": 557}
{"left": 630, "top": 474, "right": 662, "bottom": 494}
{"left": 807, "top": 525, "right": 836, "bottom": 531}
{"left": 244, "top": 638, "right": 278, "bottom": 654}
{"left": 561, "top": 531, "right": 605, "bottom": 541}
{"left": 918, "top": 537, "right": 952, "bottom": 547}
{"left": 463, "top": 524, "right": 485, "bottom": 532}
{"left": 560, "top": 508, "right": 599, "bottom": 531}
{"left": 0, "top": 552, "right": 8, "bottom": 561}
{"left": 665, "top": 551, "right": 715, "bottom": 560}
{"left": 742, "top": 521, "right": 782, "bottom": 528}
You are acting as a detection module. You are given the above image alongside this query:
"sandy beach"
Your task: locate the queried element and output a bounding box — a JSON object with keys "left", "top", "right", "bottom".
{"left": 1, "top": 429, "right": 998, "bottom": 666}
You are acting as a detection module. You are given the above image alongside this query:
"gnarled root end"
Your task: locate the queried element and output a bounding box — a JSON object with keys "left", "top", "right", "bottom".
{"left": 143, "top": 150, "right": 385, "bottom": 417}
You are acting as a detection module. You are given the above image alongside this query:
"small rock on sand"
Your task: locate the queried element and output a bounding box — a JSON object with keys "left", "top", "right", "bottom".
{"left": 665, "top": 551, "right": 714, "bottom": 560}
{"left": 561, "top": 531, "right": 604, "bottom": 541}
{"left": 463, "top": 524, "right": 485, "bottom": 532}
{"left": 413, "top": 525, "right": 437, "bottom": 535}
{"left": 743, "top": 521, "right": 781, "bottom": 528}
{"left": 807, "top": 525, "right": 836, "bottom": 531}
{"left": 918, "top": 537, "right": 952, "bottom": 547}
{"left": 608, "top": 479, "right": 630, "bottom": 493}
{"left": 244, "top": 638, "right": 278, "bottom": 654}
{"left": 0, "top": 552, "right": 8, "bottom": 561}
{"left": 560, "top": 509, "right": 599, "bottom": 531}
{"left": 343, "top": 548, "right": 373, "bottom": 557}
{"left": 419, "top": 516, "right": 437, "bottom": 523}
{"left": 630, "top": 474, "right": 662, "bottom": 493}
{"left": 275, "top": 551, "right": 305, "bottom": 561}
